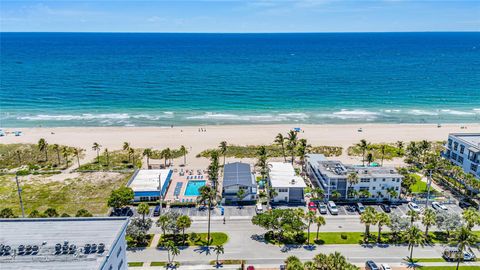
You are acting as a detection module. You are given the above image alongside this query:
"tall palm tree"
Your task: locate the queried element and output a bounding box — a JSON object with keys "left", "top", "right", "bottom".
{"left": 104, "top": 148, "right": 110, "bottom": 167}
{"left": 38, "top": 138, "right": 48, "bottom": 161}
{"left": 360, "top": 207, "right": 377, "bottom": 241}
{"left": 123, "top": 142, "right": 131, "bottom": 161}
{"left": 129, "top": 148, "right": 136, "bottom": 167}
{"left": 219, "top": 141, "right": 227, "bottom": 167}
{"left": 157, "top": 214, "right": 169, "bottom": 237}
{"left": 404, "top": 225, "right": 425, "bottom": 261}
{"left": 407, "top": 209, "right": 420, "bottom": 225}
{"left": 356, "top": 139, "right": 370, "bottom": 167}
{"left": 61, "top": 147, "right": 70, "bottom": 168}
{"left": 213, "top": 245, "right": 224, "bottom": 267}
{"left": 176, "top": 215, "right": 192, "bottom": 246}
{"left": 462, "top": 207, "right": 480, "bottom": 230}
{"left": 53, "top": 144, "right": 61, "bottom": 165}
{"left": 315, "top": 215, "right": 326, "bottom": 241}
{"left": 313, "top": 253, "right": 329, "bottom": 269}
{"left": 256, "top": 146, "right": 270, "bottom": 208}
{"left": 137, "top": 202, "right": 149, "bottom": 222}
{"left": 451, "top": 226, "right": 478, "bottom": 270}
{"left": 92, "top": 142, "right": 101, "bottom": 164}
{"left": 366, "top": 152, "right": 374, "bottom": 166}
{"left": 180, "top": 145, "right": 187, "bottom": 166}
{"left": 286, "top": 130, "right": 298, "bottom": 164}
{"left": 164, "top": 241, "right": 180, "bottom": 268}
{"left": 162, "top": 148, "right": 172, "bottom": 167}
{"left": 143, "top": 148, "right": 152, "bottom": 168}
{"left": 422, "top": 208, "right": 436, "bottom": 238}
{"left": 285, "top": 256, "right": 302, "bottom": 270}
{"left": 275, "top": 133, "right": 287, "bottom": 162}
{"left": 347, "top": 172, "right": 359, "bottom": 199}
{"left": 208, "top": 151, "right": 220, "bottom": 191}
{"left": 297, "top": 138, "right": 311, "bottom": 170}
{"left": 73, "top": 148, "right": 83, "bottom": 168}
{"left": 305, "top": 210, "right": 316, "bottom": 245}
{"left": 376, "top": 212, "right": 391, "bottom": 243}
{"left": 196, "top": 185, "right": 219, "bottom": 246}
{"left": 380, "top": 144, "right": 386, "bottom": 166}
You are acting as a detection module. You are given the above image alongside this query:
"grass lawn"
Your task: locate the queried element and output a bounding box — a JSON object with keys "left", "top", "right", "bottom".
{"left": 414, "top": 258, "right": 447, "bottom": 262}
{"left": 158, "top": 232, "right": 228, "bottom": 247}
{"left": 197, "top": 144, "right": 342, "bottom": 158}
{"left": 127, "top": 262, "right": 144, "bottom": 267}
{"left": 347, "top": 143, "right": 403, "bottom": 160}
{"left": 209, "top": 260, "right": 245, "bottom": 265}
{"left": 308, "top": 232, "right": 364, "bottom": 245}
{"left": 150, "top": 262, "right": 180, "bottom": 267}
{"left": 77, "top": 149, "right": 141, "bottom": 171}
{"left": 0, "top": 172, "right": 131, "bottom": 216}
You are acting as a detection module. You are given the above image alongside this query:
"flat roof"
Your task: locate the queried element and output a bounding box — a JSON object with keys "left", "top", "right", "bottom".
{"left": 268, "top": 162, "right": 306, "bottom": 188}
{"left": 450, "top": 133, "right": 480, "bottom": 151}
{"left": 310, "top": 159, "right": 402, "bottom": 178}
{"left": 0, "top": 217, "right": 128, "bottom": 270}
{"left": 223, "top": 162, "right": 255, "bottom": 188}
{"left": 128, "top": 169, "right": 172, "bottom": 192}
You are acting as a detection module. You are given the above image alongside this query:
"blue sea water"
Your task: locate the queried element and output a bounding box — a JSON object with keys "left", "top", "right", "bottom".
{"left": 1, "top": 32, "right": 479, "bottom": 127}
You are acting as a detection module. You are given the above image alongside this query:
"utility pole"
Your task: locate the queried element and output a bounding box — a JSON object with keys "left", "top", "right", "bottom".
{"left": 158, "top": 173, "right": 162, "bottom": 216}
{"left": 15, "top": 176, "right": 25, "bottom": 218}
{"left": 425, "top": 170, "right": 432, "bottom": 209}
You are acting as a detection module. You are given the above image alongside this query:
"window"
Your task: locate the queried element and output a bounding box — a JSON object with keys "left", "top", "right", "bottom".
{"left": 382, "top": 178, "right": 386, "bottom": 182}
{"left": 118, "top": 260, "right": 124, "bottom": 270}
{"left": 454, "top": 142, "right": 458, "bottom": 151}
{"left": 448, "top": 139, "right": 452, "bottom": 147}
{"left": 395, "top": 187, "right": 399, "bottom": 190}
{"left": 471, "top": 164, "right": 478, "bottom": 173}
{"left": 452, "top": 153, "right": 457, "bottom": 160}
{"left": 277, "top": 188, "right": 287, "bottom": 193}
{"left": 117, "top": 246, "right": 122, "bottom": 258}
{"left": 359, "top": 187, "right": 369, "bottom": 191}
{"left": 458, "top": 156, "right": 464, "bottom": 164}
{"left": 460, "top": 145, "right": 465, "bottom": 154}
{"left": 109, "top": 266, "right": 113, "bottom": 270}
{"left": 360, "top": 178, "right": 370, "bottom": 183}
{"left": 372, "top": 187, "right": 376, "bottom": 190}
{"left": 396, "top": 179, "right": 400, "bottom": 182}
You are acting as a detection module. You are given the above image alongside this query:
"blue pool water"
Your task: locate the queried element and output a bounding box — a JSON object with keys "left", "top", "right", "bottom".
{"left": 184, "top": 180, "right": 206, "bottom": 196}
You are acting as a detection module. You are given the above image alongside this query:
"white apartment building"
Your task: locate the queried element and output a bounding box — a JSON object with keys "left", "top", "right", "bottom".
{"left": 306, "top": 154, "right": 403, "bottom": 201}
{"left": 444, "top": 133, "right": 480, "bottom": 179}
{"left": 268, "top": 162, "right": 307, "bottom": 204}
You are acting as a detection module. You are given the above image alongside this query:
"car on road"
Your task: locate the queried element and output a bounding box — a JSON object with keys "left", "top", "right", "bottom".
{"left": 255, "top": 203, "right": 263, "bottom": 214}
{"left": 308, "top": 201, "right": 317, "bottom": 212}
{"left": 459, "top": 200, "right": 473, "bottom": 209}
{"left": 380, "top": 204, "right": 391, "bottom": 213}
{"left": 318, "top": 204, "right": 328, "bottom": 214}
{"left": 356, "top": 203, "right": 365, "bottom": 214}
{"left": 365, "top": 260, "right": 379, "bottom": 270}
{"left": 408, "top": 202, "right": 421, "bottom": 213}
{"left": 443, "top": 247, "right": 476, "bottom": 261}
{"left": 327, "top": 201, "right": 338, "bottom": 215}
{"left": 381, "top": 264, "right": 392, "bottom": 270}
{"left": 431, "top": 201, "right": 447, "bottom": 211}
{"left": 153, "top": 205, "right": 161, "bottom": 216}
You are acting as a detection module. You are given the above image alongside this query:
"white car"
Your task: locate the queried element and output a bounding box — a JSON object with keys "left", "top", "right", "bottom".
{"left": 408, "top": 202, "right": 421, "bottom": 213}
{"left": 381, "top": 264, "right": 392, "bottom": 270}
{"left": 431, "top": 202, "right": 448, "bottom": 211}
{"left": 327, "top": 201, "right": 338, "bottom": 215}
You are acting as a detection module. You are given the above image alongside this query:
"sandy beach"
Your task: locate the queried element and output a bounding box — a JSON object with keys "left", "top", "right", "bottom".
{"left": 2, "top": 123, "right": 479, "bottom": 168}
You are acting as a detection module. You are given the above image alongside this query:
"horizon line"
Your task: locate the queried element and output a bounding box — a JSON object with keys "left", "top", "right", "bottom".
{"left": 1, "top": 31, "right": 479, "bottom": 34}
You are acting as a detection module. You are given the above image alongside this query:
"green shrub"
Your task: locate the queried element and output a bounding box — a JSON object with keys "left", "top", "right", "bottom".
{"left": 341, "top": 233, "right": 348, "bottom": 240}
{"left": 16, "top": 170, "right": 30, "bottom": 176}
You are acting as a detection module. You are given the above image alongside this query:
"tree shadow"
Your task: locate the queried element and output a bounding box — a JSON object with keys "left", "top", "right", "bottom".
{"left": 280, "top": 244, "right": 302, "bottom": 253}
{"left": 250, "top": 234, "right": 267, "bottom": 244}
{"left": 303, "top": 244, "right": 317, "bottom": 251}
{"left": 193, "top": 246, "right": 211, "bottom": 255}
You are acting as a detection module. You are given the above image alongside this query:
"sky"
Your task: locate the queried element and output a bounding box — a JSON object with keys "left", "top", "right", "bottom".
{"left": 1, "top": 0, "right": 479, "bottom": 33}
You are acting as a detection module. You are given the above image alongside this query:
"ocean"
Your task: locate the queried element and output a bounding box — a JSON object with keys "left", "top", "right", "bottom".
{"left": 1, "top": 32, "right": 479, "bottom": 127}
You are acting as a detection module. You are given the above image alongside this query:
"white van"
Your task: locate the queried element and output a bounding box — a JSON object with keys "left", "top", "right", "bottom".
{"left": 327, "top": 201, "right": 338, "bottom": 215}
{"left": 255, "top": 203, "right": 263, "bottom": 214}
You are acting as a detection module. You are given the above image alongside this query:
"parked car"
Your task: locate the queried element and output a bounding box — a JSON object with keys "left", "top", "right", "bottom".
{"left": 318, "top": 204, "right": 328, "bottom": 214}
{"left": 443, "top": 247, "right": 476, "bottom": 261}
{"left": 153, "top": 205, "right": 161, "bottom": 216}
{"left": 365, "top": 260, "right": 379, "bottom": 270}
{"left": 408, "top": 202, "right": 421, "bottom": 213}
{"left": 431, "top": 202, "right": 447, "bottom": 211}
{"left": 381, "top": 264, "right": 392, "bottom": 270}
{"left": 111, "top": 206, "right": 133, "bottom": 217}
{"left": 356, "top": 203, "right": 365, "bottom": 214}
{"left": 308, "top": 201, "right": 317, "bottom": 212}
{"left": 327, "top": 201, "right": 338, "bottom": 215}
{"left": 459, "top": 200, "right": 473, "bottom": 209}
{"left": 255, "top": 203, "right": 263, "bottom": 214}
{"left": 380, "top": 204, "right": 391, "bottom": 213}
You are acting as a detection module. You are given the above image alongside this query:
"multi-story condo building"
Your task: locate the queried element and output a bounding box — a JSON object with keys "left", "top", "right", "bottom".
{"left": 306, "top": 154, "right": 403, "bottom": 201}
{"left": 268, "top": 162, "right": 307, "bottom": 204}
{"left": 444, "top": 133, "right": 480, "bottom": 179}
{"left": 0, "top": 217, "right": 128, "bottom": 270}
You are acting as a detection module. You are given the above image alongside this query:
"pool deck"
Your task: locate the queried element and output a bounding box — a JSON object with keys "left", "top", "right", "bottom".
{"left": 164, "top": 171, "right": 209, "bottom": 203}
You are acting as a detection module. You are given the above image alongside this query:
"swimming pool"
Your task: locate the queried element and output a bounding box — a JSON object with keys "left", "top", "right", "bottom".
{"left": 184, "top": 180, "right": 206, "bottom": 196}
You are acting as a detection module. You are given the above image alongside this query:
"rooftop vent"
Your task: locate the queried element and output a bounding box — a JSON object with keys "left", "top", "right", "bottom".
{"left": 98, "top": 243, "right": 105, "bottom": 253}
{"left": 290, "top": 179, "right": 296, "bottom": 185}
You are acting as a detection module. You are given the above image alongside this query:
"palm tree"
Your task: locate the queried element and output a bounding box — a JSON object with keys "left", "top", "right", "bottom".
{"left": 366, "top": 152, "right": 374, "bottom": 166}
{"left": 73, "top": 148, "right": 83, "bottom": 167}
{"left": 305, "top": 210, "right": 316, "bottom": 245}
{"left": 196, "top": 185, "right": 219, "bottom": 246}
{"left": 143, "top": 148, "right": 152, "bottom": 169}
{"left": 376, "top": 212, "right": 390, "bottom": 243}
{"left": 164, "top": 240, "right": 180, "bottom": 268}
{"left": 275, "top": 133, "right": 287, "bottom": 162}
{"left": 137, "top": 202, "right": 149, "bottom": 222}
{"left": 451, "top": 226, "right": 478, "bottom": 270}
{"left": 313, "top": 253, "right": 329, "bottom": 269}
{"left": 213, "top": 245, "right": 224, "bottom": 267}
{"left": 180, "top": 145, "right": 187, "bottom": 166}
{"left": 347, "top": 172, "right": 359, "bottom": 199}
{"left": 256, "top": 145, "right": 270, "bottom": 208}
{"left": 303, "top": 261, "right": 316, "bottom": 270}
{"left": 129, "top": 148, "right": 136, "bottom": 167}
{"left": 219, "top": 141, "right": 227, "bottom": 167}
{"left": 331, "top": 190, "right": 341, "bottom": 201}
{"left": 157, "top": 214, "right": 169, "bottom": 237}
{"left": 92, "top": 142, "right": 101, "bottom": 164}
{"left": 356, "top": 139, "right": 370, "bottom": 167}
{"left": 236, "top": 189, "right": 246, "bottom": 207}
{"left": 396, "top": 141, "right": 404, "bottom": 155}
{"left": 404, "top": 225, "right": 425, "bottom": 261}
{"left": 61, "top": 147, "right": 70, "bottom": 168}
{"left": 407, "top": 209, "right": 420, "bottom": 225}
{"left": 208, "top": 151, "right": 220, "bottom": 191}
{"left": 315, "top": 215, "right": 326, "bottom": 241}
{"left": 462, "top": 207, "right": 480, "bottom": 230}
{"left": 297, "top": 138, "right": 311, "bottom": 170}
{"left": 285, "top": 256, "right": 303, "bottom": 270}
{"left": 360, "top": 207, "right": 377, "bottom": 241}
{"left": 53, "top": 144, "right": 61, "bottom": 165}
{"left": 286, "top": 130, "right": 298, "bottom": 164}
{"left": 176, "top": 215, "right": 192, "bottom": 246}
{"left": 380, "top": 144, "right": 386, "bottom": 166}
{"left": 123, "top": 142, "right": 131, "bottom": 161}
{"left": 163, "top": 148, "right": 172, "bottom": 167}
{"left": 422, "top": 208, "right": 436, "bottom": 238}
{"left": 38, "top": 138, "right": 48, "bottom": 161}
{"left": 104, "top": 148, "right": 109, "bottom": 167}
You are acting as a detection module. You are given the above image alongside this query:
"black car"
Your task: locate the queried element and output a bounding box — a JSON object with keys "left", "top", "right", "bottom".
{"left": 365, "top": 260, "right": 379, "bottom": 270}
{"left": 459, "top": 200, "right": 473, "bottom": 209}
{"left": 153, "top": 205, "right": 161, "bottom": 216}
{"left": 381, "top": 204, "right": 391, "bottom": 213}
